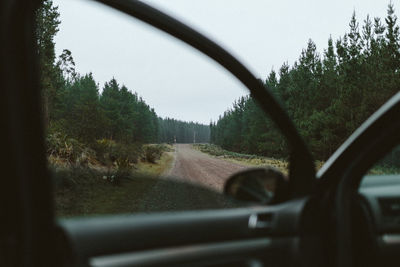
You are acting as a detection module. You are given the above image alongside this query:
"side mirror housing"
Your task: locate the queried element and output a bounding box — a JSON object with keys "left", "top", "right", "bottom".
{"left": 224, "top": 167, "right": 288, "bottom": 204}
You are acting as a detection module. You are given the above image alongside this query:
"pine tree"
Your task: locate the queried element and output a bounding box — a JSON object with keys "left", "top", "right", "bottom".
{"left": 65, "top": 74, "right": 104, "bottom": 143}
{"left": 36, "top": 0, "right": 61, "bottom": 126}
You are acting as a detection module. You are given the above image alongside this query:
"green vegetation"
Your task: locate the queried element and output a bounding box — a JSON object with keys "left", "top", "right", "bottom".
{"left": 49, "top": 132, "right": 175, "bottom": 217}
{"left": 143, "top": 144, "right": 173, "bottom": 163}
{"left": 194, "top": 144, "right": 288, "bottom": 174}
{"left": 195, "top": 143, "right": 268, "bottom": 159}
{"left": 370, "top": 146, "right": 400, "bottom": 174}
{"left": 37, "top": 0, "right": 209, "bottom": 148}
{"left": 36, "top": 0, "right": 210, "bottom": 216}
{"left": 369, "top": 165, "right": 400, "bottom": 175}
{"left": 211, "top": 4, "right": 400, "bottom": 164}
{"left": 136, "top": 151, "right": 174, "bottom": 176}
{"left": 37, "top": 0, "right": 400, "bottom": 217}
{"left": 54, "top": 151, "right": 174, "bottom": 217}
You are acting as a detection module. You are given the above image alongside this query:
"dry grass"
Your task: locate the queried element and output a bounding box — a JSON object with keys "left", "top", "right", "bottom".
{"left": 315, "top": 160, "right": 325, "bottom": 171}
{"left": 194, "top": 144, "right": 329, "bottom": 174}
{"left": 135, "top": 151, "right": 174, "bottom": 176}
{"left": 194, "top": 144, "right": 289, "bottom": 174}
{"left": 227, "top": 156, "right": 327, "bottom": 174}
{"left": 54, "top": 150, "right": 174, "bottom": 218}
{"left": 225, "top": 157, "right": 289, "bottom": 174}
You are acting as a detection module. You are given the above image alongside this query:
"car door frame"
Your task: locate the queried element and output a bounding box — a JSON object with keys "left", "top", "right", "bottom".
{"left": 5, "top": 0, "right": 399, "bottom": 266}
{"left": 0, "top": 0, "right": 57, "bottom": 266}
{"left": 1, "top": 0, "right": 317, "bottom": 266}
{"left": 94, "top": 0, "right": 316, "bottom": 198}
{"left": 316, "top": 92, "right": 400, "bottom": 267}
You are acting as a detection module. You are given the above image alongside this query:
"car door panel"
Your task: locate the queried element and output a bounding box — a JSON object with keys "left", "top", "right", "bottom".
{"left": 59, "top": 199, "right": 307, "bottom": 266}
{"left": 6, "top": 0, "right": 400, "bottom": 266}
{"left": 41, "top": 1, "right": 319, "bottom": 266}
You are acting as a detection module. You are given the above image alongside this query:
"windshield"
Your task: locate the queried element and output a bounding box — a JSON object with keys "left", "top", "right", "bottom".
{"left": 37, "top": 0, "right": 399, "bottom": 217}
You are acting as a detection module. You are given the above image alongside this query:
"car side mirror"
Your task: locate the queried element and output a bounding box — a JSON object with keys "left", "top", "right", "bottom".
{"left": 224, "top": 167, "right": 288, "bottom": 204}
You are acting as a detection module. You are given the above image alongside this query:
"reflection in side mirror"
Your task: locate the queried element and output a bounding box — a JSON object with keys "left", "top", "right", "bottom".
{"left": 224, "top": 167, "right": 288, "bottom": 204}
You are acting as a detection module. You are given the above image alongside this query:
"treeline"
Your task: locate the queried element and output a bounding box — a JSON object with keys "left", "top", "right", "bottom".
{"left": 52, "top": 74, "right": 159, "bottom": 144}
{"left": 211, "top": 4, "right": 400, "bottom": 160}
{"left": 36, "top": 0, "right": 208, "bottom": 146}
{"left": 159, "top": 118, "right": 210, "bottom": 143}
{"left": 210, "top": 96, "right": 287, "bottom": 157}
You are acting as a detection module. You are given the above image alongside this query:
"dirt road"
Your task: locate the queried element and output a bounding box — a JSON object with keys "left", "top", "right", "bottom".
{"left": 136, "top": 144, "right": 246, "bottom": 212}
{"left": 167, "top": 144, "right": 246, "bottom": 191}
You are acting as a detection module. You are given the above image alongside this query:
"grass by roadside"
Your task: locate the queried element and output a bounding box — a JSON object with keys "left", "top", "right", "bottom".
{"left": 193, "top": 144, "right": 289, "bottom": 174}
{"left": 134, "top": 151, "right": 174, "bottom": 176}
{"left": 53, "top": 145, "right": 174, "bottom": 218}
{"left": 368, "top": 165, "right": 400, "bottom": 175}
{"left": 194, "top": 144, "right": 400, "bottom": 177}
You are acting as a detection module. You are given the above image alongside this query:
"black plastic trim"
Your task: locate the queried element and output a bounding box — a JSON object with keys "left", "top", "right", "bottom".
{"left": 60, "top": 199, "right": 307, "bottom": 261}
{"left": 0, "top": 1, "right": 56, "bottom": 266}
{"left": 90, "top": 238, "right": 294, "bottom": 267}
{"left": 325, "top": 92, "right": 400, "bottom": 267}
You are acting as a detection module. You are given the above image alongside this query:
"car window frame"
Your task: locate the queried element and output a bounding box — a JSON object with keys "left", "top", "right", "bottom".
{"left": 93, "top": 0, "right": 315, "bottom": 199}
{"left": 1, "top": 0, "right": 57, "bottom": 266}
{"left": 316, "top": 92, "right": 400, "bottom": 267}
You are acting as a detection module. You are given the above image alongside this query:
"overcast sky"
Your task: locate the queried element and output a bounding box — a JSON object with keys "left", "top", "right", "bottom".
{"left": 53, "top": 0, "right": 396, "bottom": 124}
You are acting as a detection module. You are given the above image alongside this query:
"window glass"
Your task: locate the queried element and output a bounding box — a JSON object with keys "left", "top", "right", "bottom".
{"left": 359, "top": 145, "right": 400, "bottom": 205}
{"left": 38, "top": 0, "right": 400, "bottom": 217}
{"left": 146, "top": 0, "right": 400, "bottom": 168}
{"left": 37, "top": 0, "right": 289, "bottom": 217}
{"left": 365, "top": 145, "right": 400, "bottom": 176}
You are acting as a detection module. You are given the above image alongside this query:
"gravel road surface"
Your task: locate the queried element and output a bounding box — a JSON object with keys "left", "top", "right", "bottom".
{"left": 136, "top": 144, "right": 247, "bottom": 212}
{"left": 167, "top": 144, "right": 247, "bottom": 191}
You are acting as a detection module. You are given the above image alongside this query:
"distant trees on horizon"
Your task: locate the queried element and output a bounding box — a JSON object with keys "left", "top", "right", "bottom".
{"left": 159, "top": 118, "right": 210, "bottom": 144}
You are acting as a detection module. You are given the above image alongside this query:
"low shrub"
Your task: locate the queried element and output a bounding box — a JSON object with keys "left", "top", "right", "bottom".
{"left": 143, "top": 145, "right": 164, "bottom": 163}
{"left": 194, "top": 144, "right": 288, "bottom": 173}
{"left": 195, "top": 144, "right": 269, "bottom": 160}
{"left": 91, "top": 139, "right": 142, "bottom": 166}
{"left": 91, "top": 139, "right": 115, "bottom": 165}
{"left": 112, "top": 143, "right": 142, "bottom": 164}
{"left": 46, "top": 132, "right": 95, "bottom": 166}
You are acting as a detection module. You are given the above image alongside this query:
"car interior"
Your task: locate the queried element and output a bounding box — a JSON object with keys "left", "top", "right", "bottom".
{"left": 1, "top": 0, "right": 400, "bottom": 267}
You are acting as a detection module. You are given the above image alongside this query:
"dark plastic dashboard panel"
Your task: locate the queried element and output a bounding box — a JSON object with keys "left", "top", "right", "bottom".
{"left": 59, "top": 198, "right": 307, "bottom": 265}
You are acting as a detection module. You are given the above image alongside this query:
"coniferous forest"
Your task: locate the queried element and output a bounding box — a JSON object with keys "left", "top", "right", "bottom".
{"left": 211, "top": 4, "right": 400, "bottom": 160}
{"left": 38, "top": 0, "right": 400, "bottom": 162}
{"left": 36, "top": 0, "right": 210, "bottom": 147}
